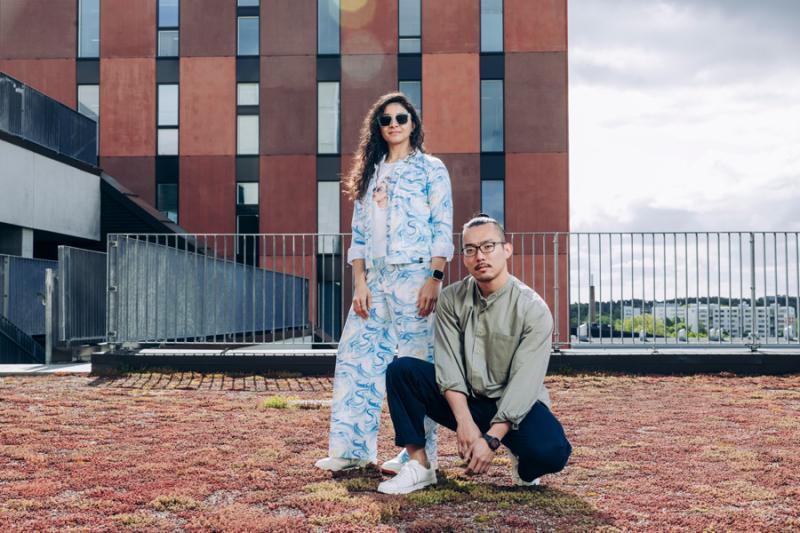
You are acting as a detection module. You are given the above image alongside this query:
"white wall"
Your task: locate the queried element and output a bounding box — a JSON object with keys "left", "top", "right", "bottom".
{"left": 0, "top": 140, "right": 100, "bottom": 241}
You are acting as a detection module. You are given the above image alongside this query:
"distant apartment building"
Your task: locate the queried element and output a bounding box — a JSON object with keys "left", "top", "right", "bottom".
{"left": 652, "top": 302, "right": 796, "bottom": 339}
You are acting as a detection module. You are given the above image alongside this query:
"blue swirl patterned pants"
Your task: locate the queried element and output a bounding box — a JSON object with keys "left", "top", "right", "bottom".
{"left": 327, "top": 259, "right": 438, "bottom": 462}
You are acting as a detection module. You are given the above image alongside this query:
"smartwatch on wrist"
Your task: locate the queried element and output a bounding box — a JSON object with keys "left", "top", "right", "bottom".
{"left": 481, "top": 433, "right": 501, "bottom": 451}
{"left": 430, "top": 269, "right": 445, "bottom": 282}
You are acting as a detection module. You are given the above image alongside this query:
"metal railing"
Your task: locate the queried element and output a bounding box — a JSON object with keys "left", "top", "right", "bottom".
{"left": 570, "top": 232, "right": 800, "bottom": 348}
{"left": 105, "top": 232, "right": 800, "bottom": 351}
{"left": 58, "top": 246, "right": 106, "bottom": 345}
{"left": 0, "top": 72, "right": 97, "bottom": 166}
{"left": 106, "top": 234, "right": 310, "bottom": 345}
{"left": 0, "top": 253, "right": 58, "bottom": 337}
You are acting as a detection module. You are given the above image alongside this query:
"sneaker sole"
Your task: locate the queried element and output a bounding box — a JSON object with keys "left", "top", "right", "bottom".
{"left": 377, "top": 478, "right": 436, "bottom": 495}
{"left": 316, "top": 461, "right": 373, "bottom": 472}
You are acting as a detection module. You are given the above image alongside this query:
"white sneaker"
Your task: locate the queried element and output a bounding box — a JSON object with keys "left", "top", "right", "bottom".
{"left": 380, "top": 449, "right": 439, "bottom": 475}
{"left": 314, "top": 456, "right": 373, "bottom": 472}
{"left": 377, "top": 460, "right": 437, "bottom": 495}
{"left": 510, "top": 454, "right": 541, "bottom": 486}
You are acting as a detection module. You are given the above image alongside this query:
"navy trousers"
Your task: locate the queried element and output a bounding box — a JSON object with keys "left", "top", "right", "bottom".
{"left": 386, "top": 357, "right": 572, "bottom": 482}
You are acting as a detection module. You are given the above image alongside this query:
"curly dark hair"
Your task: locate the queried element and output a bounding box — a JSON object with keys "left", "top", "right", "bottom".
{"left": 343, "top": 92, "right": 425, "bottom": 201}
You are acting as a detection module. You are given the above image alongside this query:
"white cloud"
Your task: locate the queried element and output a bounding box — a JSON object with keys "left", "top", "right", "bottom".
{"left": 568, "top": 0, "right": 800, "bottom": 231}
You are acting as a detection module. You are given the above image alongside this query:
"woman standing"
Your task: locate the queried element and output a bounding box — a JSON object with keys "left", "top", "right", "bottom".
{"left": 315, "top": 92, "right": 453, "bottom": 473}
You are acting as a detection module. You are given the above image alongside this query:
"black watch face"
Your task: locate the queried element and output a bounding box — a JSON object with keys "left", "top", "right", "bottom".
{"left": 432, "top": 269, "right": 444, "bottom": 280}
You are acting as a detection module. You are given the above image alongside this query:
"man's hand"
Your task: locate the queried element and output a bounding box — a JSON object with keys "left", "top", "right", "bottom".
{"left": 455, "top": 419, "right": 482, "bottom": 460}
{"left": 465, "top": 437, "right": 495, "bottom": 475}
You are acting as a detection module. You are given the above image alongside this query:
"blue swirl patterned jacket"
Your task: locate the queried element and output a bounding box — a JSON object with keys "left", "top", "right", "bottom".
{"left": 347, "top": 150, "right": 454, "bottom": 268}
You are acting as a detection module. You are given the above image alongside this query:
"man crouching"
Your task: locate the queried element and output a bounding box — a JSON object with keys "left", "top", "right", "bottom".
{"left": 377, "top": 214, "right": 572, "bottom": 494}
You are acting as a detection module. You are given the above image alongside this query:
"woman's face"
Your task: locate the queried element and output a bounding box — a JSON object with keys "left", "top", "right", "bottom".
{"left": 378, "top": 102, "right": 415, "bottom": 148}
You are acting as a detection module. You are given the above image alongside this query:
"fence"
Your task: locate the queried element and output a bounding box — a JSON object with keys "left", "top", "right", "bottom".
{"left": 0, "top": 72, "right": 97, "bottom": 166}
{"left": 106, "top": 234, "right": 309, "bottom": 344}
{"left": 0, "top": 254, "right": 58, "bottom": 337}
{"left": 570, "top": 232, "right": 800, "bottom": 347}
{"left": 105, "top": 232, "right": 800, "bottom": 350}
{"left": 58, "top": 246, "right": 106, "bottom": 345}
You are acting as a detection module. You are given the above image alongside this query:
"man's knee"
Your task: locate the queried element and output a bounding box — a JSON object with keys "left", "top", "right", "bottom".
{"left": 386, "top": 356, "right": 426, "bottom": 385}
{"left": 518, "top": 439, "right": 572, "bottom": 474}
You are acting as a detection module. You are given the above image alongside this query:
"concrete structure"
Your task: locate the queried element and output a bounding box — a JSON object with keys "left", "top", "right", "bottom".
{"left": 0, "top": 139, "right": 101, "bottom": 256}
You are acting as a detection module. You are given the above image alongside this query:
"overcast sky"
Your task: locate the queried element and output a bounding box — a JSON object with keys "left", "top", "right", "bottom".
{"left": 568, "top": 0, "right": 800, "bottom": 232}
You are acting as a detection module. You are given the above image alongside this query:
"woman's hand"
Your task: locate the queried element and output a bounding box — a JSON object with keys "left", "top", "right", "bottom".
{"left": 352, "top": 279, "right": 372, "bottom": 319}
{"left": 417, "top": 277, "right": 441, "bottom": 317}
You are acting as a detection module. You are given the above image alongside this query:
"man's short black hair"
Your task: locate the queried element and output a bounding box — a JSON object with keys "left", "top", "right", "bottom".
{"left": 462, "top": 213, "right": 505, "bottom": 239}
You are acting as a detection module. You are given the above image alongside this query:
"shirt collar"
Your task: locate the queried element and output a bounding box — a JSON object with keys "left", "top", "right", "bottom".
{"left": 468, "top": 275, "right": 514, "bottom": 309}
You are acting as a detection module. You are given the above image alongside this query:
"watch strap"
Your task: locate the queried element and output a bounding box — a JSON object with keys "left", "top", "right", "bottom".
{"left": 481, "top": 433, "right": 501, "bottom": 451}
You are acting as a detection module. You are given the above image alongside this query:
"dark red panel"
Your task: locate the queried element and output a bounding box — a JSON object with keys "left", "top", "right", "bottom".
{"left": 100, "top": 156, "right": 156, "bottom": 207}
{"left": 505, "top": 153, "right": 568, "bottom": 232}
{"left": 101, "top": 0, "right": 156, "bottom": 58}
{"left": 340, "top": 55, "right": 397, "bottom": 155}
{"left": 261, "top": 56, "right": 315, "bottom": 155}
{"left": 421, "top": 53, "right": 480, "bottom": 154}
{"left": 438, "top": 153, "right": 480, "bottom": 231}
{"left": 0, "top": 0, "right": 75, "bottom": 59}
{"left": 99, "top": 58, "right": 156, "bottom": 156}
{"left": 179, "top": 156, "right": 236, "bottom": 233}
{"left": 341, "top": 0, "right": 397, "bottom": 54}
{"left": 181, "top": 0, "right": 236, "bottom": 57}
{"left": 422, "top": 0, "right": 479, "bottom": 53}
{"left": 339, "top": 155, "right": 355, "bottom": 233}
{"left": 260, "top": 155, "right": 316, "bottom": 233}
{"left": 0, "top": 59, "right": 76, "bottom": 107}
{"left": 506, "top": 0, "right": 567, "bottom": 52}
{"left": 180, "top": 57, "right": 236, "bottom": 155}
{"left": 505, "top": 52, "right": 568, "bottom": 154}
{"left": 261, "top": 0, "right": 316, "bottom": 56}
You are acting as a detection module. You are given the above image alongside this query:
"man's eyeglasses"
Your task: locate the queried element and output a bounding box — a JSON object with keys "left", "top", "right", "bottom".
{"left": 462, "top": 241, "right": 506, "bottom": 257}
{"left": 377, "top": 113, "right": 410, "bottom": 127}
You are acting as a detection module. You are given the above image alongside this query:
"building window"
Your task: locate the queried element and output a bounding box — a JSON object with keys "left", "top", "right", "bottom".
{"left": 158, "top": 31, "right": 180, "bottom": 56}
{"left": 317, "top": 82, "right": 340, "bottom": 154}
{"left": 481, "top": 180, "right": 504, "bottom": 226}
{"left": 157, "top": 183, "right": 179, "bottom": 222}
{"left": 158, "top": 0, "right": 179, "bottom": 27}
{"left": 480, "top": 79, "right": 503, "bottom": 152}
{"left": 237, "top": 115, "right": 259, "bottom": 155}
{"left": 398, "top": 0, "right": 421, "bottom": 53}
{"left": 317, "top": 181, "right": 340, "bottom": 253}
{"left": 157, "top": 129, "right": 179, "bottom": 155}
{"left": 480, "top": 0, "right": 503, "bottom": 53}
{"left": 77, "top": 85, "right": 99, "bottom": 121}
{"left": 398, "top": 80, "right": 421, "bottom": 117}
{"left": 237, "top": 0, "right": 259, "bottom": 5}
{"left": 78, "top": 0, "right": 100, "bottom": 58}
{"left": 237, "top": 83, "right": 259, "bottom": 106}
{"left": 157, "top": 84, "right": 179, "bottom": 126}
{"left": 318, "top": 0, "right": 340, "bottom": 55}
{"left": 237, "top": 16, "right": 259, "bottom": 56}
{"left": 158, "top": 0, "right": 180, "bottom": 57}
{"left": 237, "top": 183, "right": 259, "bottom": 205}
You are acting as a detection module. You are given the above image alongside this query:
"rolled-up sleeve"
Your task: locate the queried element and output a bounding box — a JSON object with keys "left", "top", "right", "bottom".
{"left": 427, "top": 162, "right": 454, "bottom": 261}
{"left": 491, "top": 301, "right": 553, "bottom": 428}
{"left": 346, "top": 197, "right": 366, "bottom": 265}
{"left": 434, "top": 290, "right": 469, "bottom": 396}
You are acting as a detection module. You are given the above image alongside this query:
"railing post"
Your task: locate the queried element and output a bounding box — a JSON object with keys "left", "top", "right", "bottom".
{"left": 1, "top": 255, "right": 9, "bottom": 318}
{"left": 44, "top": 268, "right": 54, "bottom": 364}
{"left": 107, "top": 235, "right": 118, "bottom": 345}
{"left": 749, "top": 232, "right": 758, "bottom": 351}
{"left": 553, "top": 233, "right": 560, "bottom": 351}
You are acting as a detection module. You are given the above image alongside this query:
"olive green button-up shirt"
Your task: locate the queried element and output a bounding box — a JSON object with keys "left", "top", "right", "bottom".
{"left": 434, "top": 275, "right": 553, "bottom": 428}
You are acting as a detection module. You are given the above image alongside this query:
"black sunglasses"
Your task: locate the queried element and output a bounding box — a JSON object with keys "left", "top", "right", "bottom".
{"left": 377, "top": 113, "right": 410, "bottom": 127}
